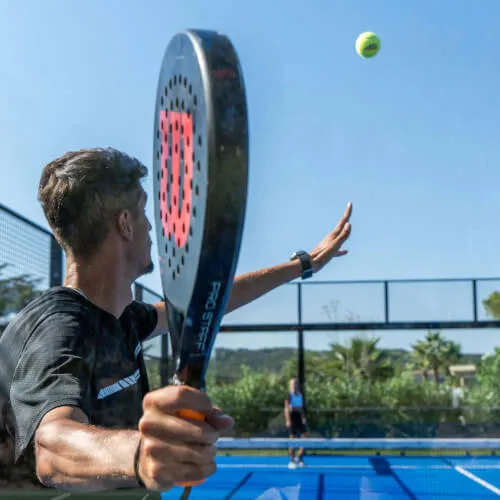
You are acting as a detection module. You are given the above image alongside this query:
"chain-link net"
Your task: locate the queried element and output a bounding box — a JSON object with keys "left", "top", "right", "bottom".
{"left": 0, "top": 205, "right": 53, "bottom": 291}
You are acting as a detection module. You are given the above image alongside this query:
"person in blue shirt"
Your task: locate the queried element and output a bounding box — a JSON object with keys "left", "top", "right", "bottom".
{"left": 284, "top": 378, "right": 309, "bottom": 468}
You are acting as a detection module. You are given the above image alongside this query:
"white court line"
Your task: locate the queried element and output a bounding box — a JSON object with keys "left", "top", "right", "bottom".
{"left": 48, "top": 493, "right": 151, "bottom": 500}
{"left": 218, "top": 463, "right": 500, "bottom": 470}
{"left": 453, "top": 465, "right": 500, "bottom": 496}
{"left": 219, "top": 464, "right": 452, "bottom": 470}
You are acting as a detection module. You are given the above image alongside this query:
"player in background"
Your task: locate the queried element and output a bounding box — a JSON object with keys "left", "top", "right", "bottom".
{"left": 284, "top": 378, "right": 309, "bottom": 468}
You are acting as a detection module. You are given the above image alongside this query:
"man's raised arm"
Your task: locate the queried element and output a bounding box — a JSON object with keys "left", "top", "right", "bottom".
{"left": 149, "top": 202, "right": 353, "bottom": 338}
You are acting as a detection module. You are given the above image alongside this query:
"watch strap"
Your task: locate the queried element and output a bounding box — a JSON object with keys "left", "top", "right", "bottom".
{"left": 290, "top": 250, "right": 313, "bottom": 280}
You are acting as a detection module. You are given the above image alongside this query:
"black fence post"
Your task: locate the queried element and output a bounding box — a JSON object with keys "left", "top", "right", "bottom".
{"left": 472, "top": 279, "right": 478, "bottom": 322}
{"left": 297, "top": 283, "right": 305, "bottom": 395}
{"left": 134, "top": 282, "right": 143, "bottom": 302}
{"left": 49, "top": 236, "right": 63, "bottom": 287}
{"left": 161, "top": 335, "right": 170, "bottom": 386}
{"left": 384, "top": 280, "right": 390, "bottom": 323}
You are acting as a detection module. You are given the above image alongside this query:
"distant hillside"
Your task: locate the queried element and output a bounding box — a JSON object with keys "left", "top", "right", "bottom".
{"left": 144, "top": 347, "right": 485, "bottom": 382}
{"left": 213, "top": 347, "right": 297, "bottom": 374}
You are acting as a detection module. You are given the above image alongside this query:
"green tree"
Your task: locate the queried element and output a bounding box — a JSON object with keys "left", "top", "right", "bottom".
{"left": 281, "top": 351, "right": 343, "bottom": 383}
{"left": 329, "top": 336, "right": 394, "bottom": 382}
{"left": 475, "top": 348, "right": 500, "bottom": 391}
{"left": 208, "top": 365, "right": 285, "bottom": 435}
{"left": 0, "top": 264, "right": 43, "bottom": 334}
{"left": 410, "top": 340, "right": 432, "bottom": 381}
{"left": 410, "top": 331, "right": 462, "bottom": 384}
{"left": 279, "top": 337, "right": 395, "bottom": 385}
{"left": 483, "top": 291, "right": 500, "bottom": 318}
{"left": 460, "top": 349, "right": 500, "bottom": 426}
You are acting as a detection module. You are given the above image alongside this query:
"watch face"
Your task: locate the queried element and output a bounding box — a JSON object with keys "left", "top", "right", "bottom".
{"left": 291, "top": 250, "right": 306, "bottom": 259}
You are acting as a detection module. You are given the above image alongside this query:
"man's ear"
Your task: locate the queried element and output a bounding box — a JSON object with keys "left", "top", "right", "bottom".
{"left": 117, "top": 210, "right": 134, "bottom": 241}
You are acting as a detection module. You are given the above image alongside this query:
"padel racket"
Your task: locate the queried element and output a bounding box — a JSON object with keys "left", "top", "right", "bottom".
{"left": 152, "top": 29, "right": 248, "bottom": 496}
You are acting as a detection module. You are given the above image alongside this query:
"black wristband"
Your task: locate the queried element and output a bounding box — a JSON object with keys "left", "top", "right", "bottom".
{"left": 134, "top": 439, "right": 146, "bottom": 489}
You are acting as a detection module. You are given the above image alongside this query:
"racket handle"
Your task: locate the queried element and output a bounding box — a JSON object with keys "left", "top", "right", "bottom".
{"left": 176, "top": 409, "right": 207, "bottom": 487}
{"left": 178, "top": 408, "right": 206, "bottom": 421}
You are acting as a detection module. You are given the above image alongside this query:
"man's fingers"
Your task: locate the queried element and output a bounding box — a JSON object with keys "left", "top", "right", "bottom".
{"left": 143, "top": 385, "right": 213, "bottom": 415}
{"left": 143, "top": 436, "right": 217, "bottom": 466}
{"left": 140, "top": 450, "right": 216, "bottom": 488}
{"left": 339, "top": 202, "right": 353, "bottom": 225}
{"left": 138, "top": 384, "right": 235, "bottom": 489}
{"left": 329, "top": 221, "right": 351, "bottom": 250}
{"left": 173, "top": 463, "right": 217, "bottom": 483}
{"left": 345, "top": 201, "right": 353, "bottom": 216}
{"left": 138, "top": 421, "right": 219, "bottom": 490}
{"left": 338, "top": 221, "right": 351, "bottom": 241}
{"left": 139, "top": 409, "right": 219, "bottom": 444}
{"left": 332, "top": 202, "right": 353, "bottom": 236}
{"left": 205, "top": 410, "right": 235, "bottom": 430}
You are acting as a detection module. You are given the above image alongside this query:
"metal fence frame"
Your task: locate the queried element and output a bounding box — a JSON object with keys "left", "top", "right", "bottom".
{"left": 220, "top": 278, "right": 500, "bottom": 394}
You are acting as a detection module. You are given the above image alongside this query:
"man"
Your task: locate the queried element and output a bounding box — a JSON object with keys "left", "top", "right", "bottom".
{"left": 0, "top": 147, "right": 352, "bottom": 495}
{"left": 284, "top": 378, "right": 308, "bottom": 469}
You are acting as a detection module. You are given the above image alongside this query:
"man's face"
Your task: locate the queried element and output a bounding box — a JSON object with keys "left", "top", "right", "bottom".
{"left": 131, "top": 188, "right": 154, "bottom": 277}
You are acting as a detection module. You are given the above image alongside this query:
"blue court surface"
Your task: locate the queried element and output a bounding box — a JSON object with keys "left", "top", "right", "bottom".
{"left": 162, "top": 454, "right": 500, "bottom": 499}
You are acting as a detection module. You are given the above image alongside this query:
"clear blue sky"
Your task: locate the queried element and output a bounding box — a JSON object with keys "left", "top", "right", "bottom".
{"left": 1, "top": 0, "right": 500, "bottom": 356}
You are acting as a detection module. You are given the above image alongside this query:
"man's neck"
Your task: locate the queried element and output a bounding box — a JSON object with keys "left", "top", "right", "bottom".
{"left": 63, "top": 255, "right": 133, "bottom": 318}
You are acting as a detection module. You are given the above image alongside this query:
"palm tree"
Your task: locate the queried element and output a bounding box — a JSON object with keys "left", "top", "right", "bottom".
{"left": 410, "top": 331, "right": 462, "bottom": 384}
{"left": 329, "top": 336, "right": 394, "bottom": 382}
{"left": 280, "top": 351, "right": 343, "bottom": 383}
{"left": 410, "top": 340, "right": 432, "bottom": 381}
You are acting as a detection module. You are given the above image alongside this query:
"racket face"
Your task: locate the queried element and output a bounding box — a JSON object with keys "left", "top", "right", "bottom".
{"left": 153, "top": 30, "right": 248, "bottom": 388}
{"left": 153, "top": 31, "right": 209, "bottom": 315}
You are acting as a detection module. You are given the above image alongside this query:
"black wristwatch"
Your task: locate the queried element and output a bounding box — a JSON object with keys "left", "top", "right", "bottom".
{"left": 290, "top": 250, "right": 313, "bottom": 280}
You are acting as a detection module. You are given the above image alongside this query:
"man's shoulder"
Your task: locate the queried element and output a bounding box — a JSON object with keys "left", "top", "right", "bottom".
{"left": 16, "top": 286, "right": 92, "bottom": 316}
{"left": 1, "top": 287, "right": 95, "bottom": 340}
{"left": 119, "top": 299, "right": 158, "bottom": 336}
{"left": 121, "top": 299, "right": 156, "bottom": 318}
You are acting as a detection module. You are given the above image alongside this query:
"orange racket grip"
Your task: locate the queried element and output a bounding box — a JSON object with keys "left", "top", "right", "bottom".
{"left": 178, "top": 408, "right": 206, "bottom": 421}
{"left": 176, "top": 409, "right": 208, "bottom": 487}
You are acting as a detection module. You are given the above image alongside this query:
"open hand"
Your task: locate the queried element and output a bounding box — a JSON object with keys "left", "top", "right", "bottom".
{"left": 309, "top": 202, "right": 352, "bottom": 273}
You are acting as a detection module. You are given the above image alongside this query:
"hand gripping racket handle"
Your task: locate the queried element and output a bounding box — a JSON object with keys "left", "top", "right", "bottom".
{"left": 175, "top": 408, "right": 208, "bottom": 487}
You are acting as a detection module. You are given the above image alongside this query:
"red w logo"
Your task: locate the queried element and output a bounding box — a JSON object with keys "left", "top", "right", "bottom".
{"left": 159, "top": 110, "right": 193, "bottom": 249}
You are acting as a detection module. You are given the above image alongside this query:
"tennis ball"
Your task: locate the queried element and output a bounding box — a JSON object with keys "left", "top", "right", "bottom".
{"left": 355, "top": 32, "right": 381, "bottom": 58}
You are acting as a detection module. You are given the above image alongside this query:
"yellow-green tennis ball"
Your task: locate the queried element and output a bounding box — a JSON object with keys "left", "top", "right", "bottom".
{"left": 355, "top": 32, "right": 381, "bottom": 59}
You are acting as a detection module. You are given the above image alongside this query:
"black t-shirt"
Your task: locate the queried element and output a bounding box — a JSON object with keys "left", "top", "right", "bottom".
{"left": 0, "top": 286, "right": 158, "bottom": 476}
